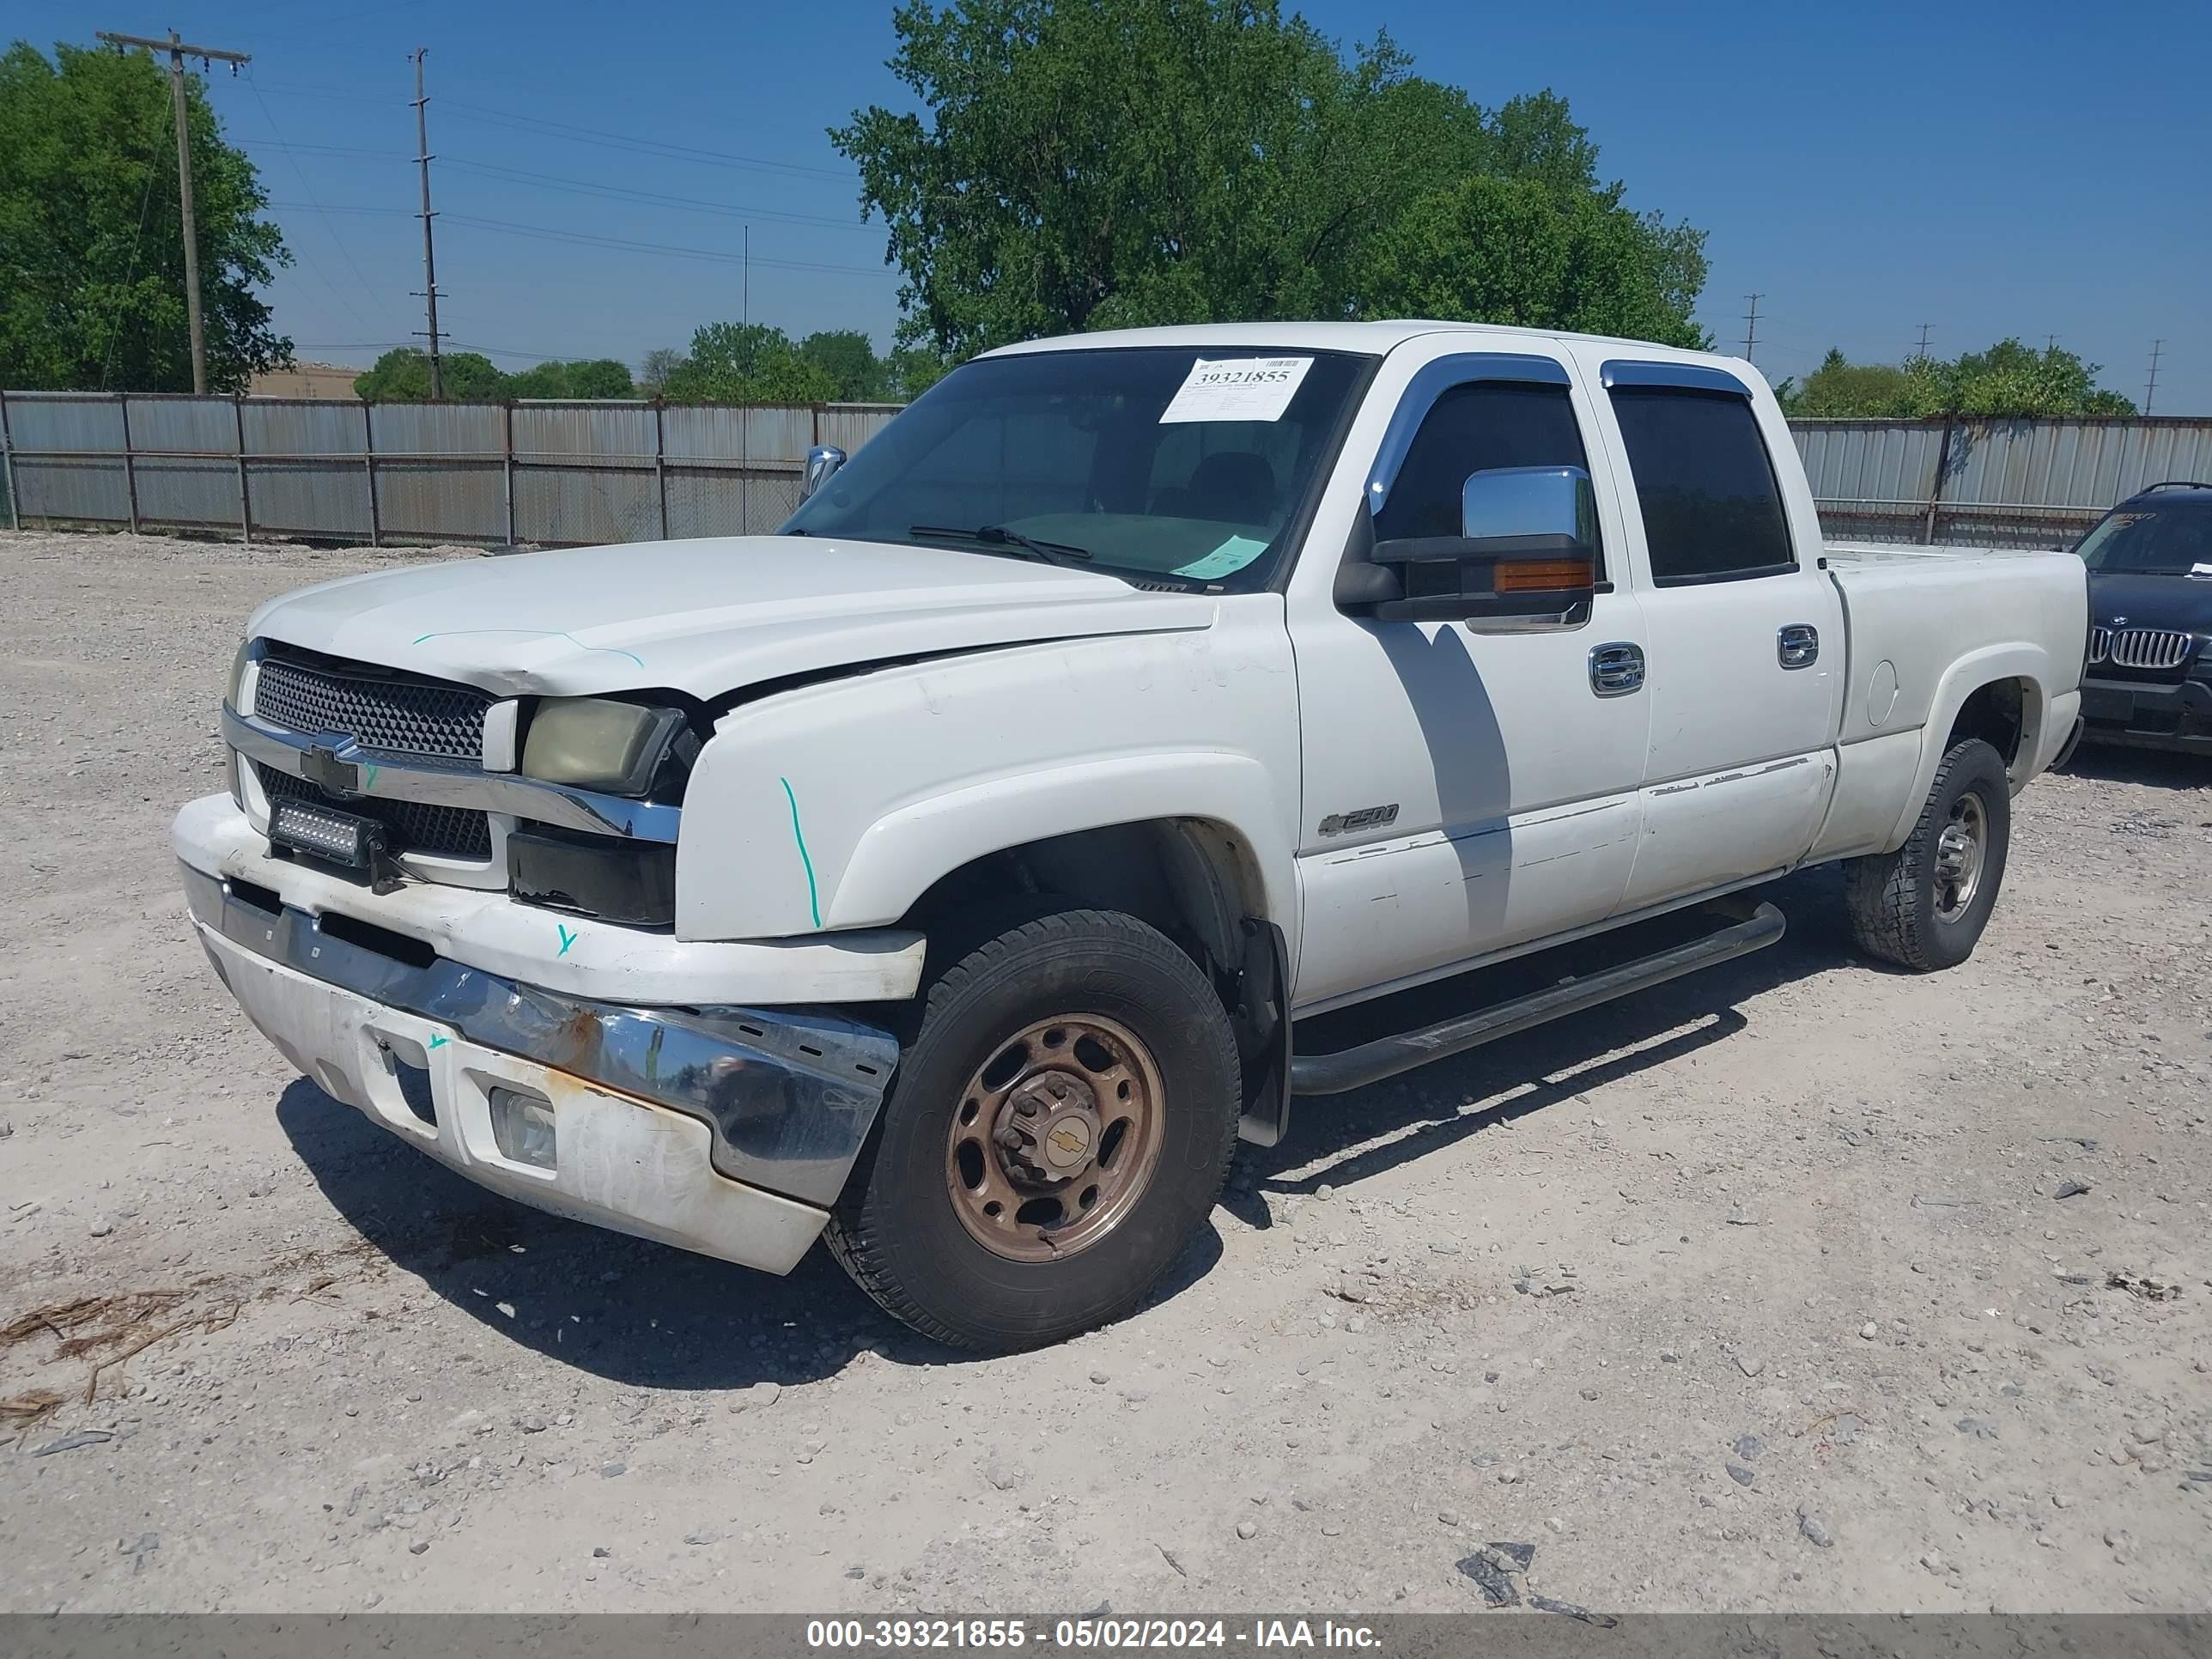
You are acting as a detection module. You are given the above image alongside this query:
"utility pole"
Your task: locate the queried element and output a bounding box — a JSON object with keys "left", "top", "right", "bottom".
{"left": 739, "top": 223, "right": 750, "bottom": 530}
{"left": 410, "top": 49, "right": 444, "bottom": 398}
{"left": 2144, "top": 340, "right": 2163, "bottom": 416}
{"left": 96, "top": 29, "right": 251, "bottom": 395}
{"left": 1741, "top": 294, "right": 1761, "bottom": 363}
{"left": 1914, "top": 323, "right": 1934, "bottom": 360}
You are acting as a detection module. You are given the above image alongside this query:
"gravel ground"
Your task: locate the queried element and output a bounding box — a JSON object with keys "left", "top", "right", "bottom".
{"left": 2, "top": 527, "right": 2208, "bottom": 1616}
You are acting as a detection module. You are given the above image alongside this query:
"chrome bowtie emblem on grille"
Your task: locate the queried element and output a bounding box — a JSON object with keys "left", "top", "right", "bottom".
{"left": 300, "top": 744, "right": 360, "bottom": 794}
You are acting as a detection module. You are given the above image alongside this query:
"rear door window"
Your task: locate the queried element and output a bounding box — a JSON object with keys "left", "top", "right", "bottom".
{"left": 1607, "top": 387, "right": 1795, "bottom": 585}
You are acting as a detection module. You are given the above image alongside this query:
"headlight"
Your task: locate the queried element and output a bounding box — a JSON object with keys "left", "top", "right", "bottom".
{"left": 519, "top": 698, "right": 689, "bottom": 796}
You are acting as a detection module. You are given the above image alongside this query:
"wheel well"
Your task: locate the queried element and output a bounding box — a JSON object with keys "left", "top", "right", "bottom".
{"left": 1946, "top": 678, "right": 2030, "bottom": 776}
{"left": 899, "top": 820, "right": 1282, "bottom": 1085}
{"left": 903, "top": 820, "right": 1261, "bottom": 976}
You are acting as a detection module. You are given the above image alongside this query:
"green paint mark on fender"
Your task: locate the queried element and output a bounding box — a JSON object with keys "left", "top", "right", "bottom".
{"left": 427, "top": 1033, "right": 448, "bottom": 1049}
{"left": 556, "top": 923, "right": 578, "bottom": 957}
{"left": 779, "top": 777, "right": 822, "bottom": 929}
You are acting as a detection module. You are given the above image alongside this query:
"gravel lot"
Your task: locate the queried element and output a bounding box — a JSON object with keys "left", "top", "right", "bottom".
{"left": 2, "top": 527, "right": 2208, "bottom": 1616}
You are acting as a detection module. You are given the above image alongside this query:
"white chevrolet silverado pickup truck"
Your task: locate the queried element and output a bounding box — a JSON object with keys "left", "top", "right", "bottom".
{"left": 175, "top": 322, "right": 2088, "bottom": 1351}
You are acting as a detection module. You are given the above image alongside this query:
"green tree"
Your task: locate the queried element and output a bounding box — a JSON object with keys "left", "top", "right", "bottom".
{"left": 1939, "top": 338, "right": 2135, "bottom": 417}
{"left": 502, "top": 357, "right": 636, "bottom": 398}
{"left": 1358, "top": 173, "right": 1707, "bottom": 348}
{"left": 637, "top": 346, "right": 688, "bottom": 395}
{"left": 884, "top": 344, "right": 953, "bottom": 401}
{"left": 351, "top": 348, "right": 506, "bottom": 401}
{"left": 1778, "top": 339, "right": 2136, "bottom": 419}
{"left": 833, "top": 0, "right": 1707, "bottom": 358}
{"left": 1778, "top": 349, "right": 1917, "bottom": 416}
{"left": 0, "top": 40, "right": 290, "bottom": 391}
{"left": 797, "top": 329, "right": 885, "bottom": 400}
{"left": 662, "top": 322, "right": 840, "bottom": 403}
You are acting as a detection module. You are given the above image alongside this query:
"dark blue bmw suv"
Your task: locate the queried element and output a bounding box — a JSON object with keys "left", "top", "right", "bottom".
{"left": 2072, "top": 481, "right": 2212, "bottom": 756}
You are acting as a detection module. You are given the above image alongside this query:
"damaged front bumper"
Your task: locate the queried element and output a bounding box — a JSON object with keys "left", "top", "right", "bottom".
{"left": 177, "top": 805, "right": 901, "bottom": 1274}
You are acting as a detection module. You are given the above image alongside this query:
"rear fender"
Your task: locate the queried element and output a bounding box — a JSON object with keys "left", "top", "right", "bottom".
{"left": 1884, "top": 645, "right": 2051, "bottom": 849}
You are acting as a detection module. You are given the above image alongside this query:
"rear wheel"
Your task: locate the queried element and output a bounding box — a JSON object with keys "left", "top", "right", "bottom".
{"left": 827, "top": 908, "right": 1241, "bottom": 1351}
{"left": 1844, "top": 737, "right": 2011, "bottom": 972}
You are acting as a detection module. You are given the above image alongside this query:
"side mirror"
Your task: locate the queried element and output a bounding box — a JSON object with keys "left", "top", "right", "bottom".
{"left": 1334, "top": 465, "right": 1598, "bottom": 623}
{"left": 802, "top": 444, "right": 848, "bottom": 499}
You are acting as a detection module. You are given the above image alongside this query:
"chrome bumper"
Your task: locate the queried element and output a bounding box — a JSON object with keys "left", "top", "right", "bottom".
{"left": 182, "top": 862, "right": 899, "bottom": 1210}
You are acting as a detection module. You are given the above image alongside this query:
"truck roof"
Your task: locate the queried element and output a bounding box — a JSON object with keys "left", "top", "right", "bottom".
{"left": 982, "top": 319, "right": 1752, "bottom": 374}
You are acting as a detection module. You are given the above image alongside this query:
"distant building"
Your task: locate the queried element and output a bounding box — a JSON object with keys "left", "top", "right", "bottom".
{"left": 248, "top": 362, "right": 364, "bottom": 399}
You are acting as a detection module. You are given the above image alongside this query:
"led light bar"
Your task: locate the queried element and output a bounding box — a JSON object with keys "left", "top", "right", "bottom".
{"left": 270, "top": 799, "right": 384, "bottom": 870}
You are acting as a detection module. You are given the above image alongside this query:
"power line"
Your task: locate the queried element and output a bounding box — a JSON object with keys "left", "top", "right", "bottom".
{"left": 438, "top": 99, "right": 854, "bottom": 181}
{"left": 96, "top": 27, "right": 252, "bottom": 393}
{"left": 410, "top": 49, "right": 443, "bottom": 398}
{"left": 262, "top": 201, "right": 894, "bottom": 275}
{"left": 266, "top": 201, "right": 408, "bottom": 215}
{"left": 298, "top": 337, "right": 660, "bottom": 364}
{"left": 436, "top": 157, "right": 880, "bottom": 231}
{"left": 244, "top": 138, "right": 407, "bottom": 160}
{"left": 242, "top": 74, "right": 400, "bottom": 337}
{"left": 244, "top": 80, "right": 401, "bottom": 106}
{"left": 2144, "top": 340, "right": 2163, "bottom": 416}
{"left": 99, "top": 113, "right": 164, "bottom": 390}
{"left": 440, "top": 213, "right": 896, "bottom": 276}
{"left": 1741, "top": 293, "right": 1761, "bottom": 363}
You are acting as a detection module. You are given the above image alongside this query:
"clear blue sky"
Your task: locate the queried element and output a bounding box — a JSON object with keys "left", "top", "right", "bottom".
{"left": 21, "top": 0, "right": 2210, "bottom": 410}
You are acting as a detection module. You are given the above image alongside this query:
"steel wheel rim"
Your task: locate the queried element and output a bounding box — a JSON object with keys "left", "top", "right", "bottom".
{"left": 1933, "top": 790, "right": 1987, "bottom": 921}
{"left": 944, "top": 1012, "right": 1165, "bottom": 1262}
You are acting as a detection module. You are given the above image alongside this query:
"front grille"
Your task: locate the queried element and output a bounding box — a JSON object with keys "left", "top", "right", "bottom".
{"left": 257, "top": 763, "right": 492, "bottom": 862}
{"left": 253, "top": 653, "right": 491, "bottom": 761}
{"left": 2089, "top": 627, "right": 2195, "bottom": 672}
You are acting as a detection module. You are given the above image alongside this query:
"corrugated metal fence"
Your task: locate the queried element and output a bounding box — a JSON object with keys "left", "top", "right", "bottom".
{"left": 1791, "top": 416, "right": 2212, "bottom": 548}
{"left": 4, "top": 393, "right": 2209, "bottom": 553}
{"left": 0, "top": 392, "right": 902, "bottom": 546}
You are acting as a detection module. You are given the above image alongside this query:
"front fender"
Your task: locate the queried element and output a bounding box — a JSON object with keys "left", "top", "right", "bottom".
{"left": 672, "top": 617, "right": 1303, "bottom": 960}
{"left": 829, "top": 750, "right": 1297, "bottom": 934}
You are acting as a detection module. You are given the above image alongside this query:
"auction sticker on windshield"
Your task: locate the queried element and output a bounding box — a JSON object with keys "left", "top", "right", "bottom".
{"left": 1159, "top": 356, "right": 1313, "bottom": 423}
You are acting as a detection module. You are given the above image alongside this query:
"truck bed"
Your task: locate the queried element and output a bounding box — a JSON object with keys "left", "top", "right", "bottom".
{"left": 1821, "top": 538, "right": 2087, "bottom": 760}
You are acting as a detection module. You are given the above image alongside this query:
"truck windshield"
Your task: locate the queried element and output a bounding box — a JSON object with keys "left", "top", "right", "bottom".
{"left": 2073, "top": 502, "right": 2212, "bottom": 574}
{"left": 781, "top": 347, "right": 1370, "bottom": 588}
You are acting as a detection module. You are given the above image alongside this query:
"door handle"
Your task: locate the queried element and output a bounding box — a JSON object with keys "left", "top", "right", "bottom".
{"left": 1589, "top": 641, "right": 1645, "bottom": 696}
{"left": 1778, "top": 624, "right": 1820, "bottom": 669}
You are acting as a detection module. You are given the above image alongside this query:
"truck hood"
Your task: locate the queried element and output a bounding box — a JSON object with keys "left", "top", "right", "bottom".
{"left": 2087, "top": 569, "right": 2212, "bottom": 635}
{"left": 247, "top": 535, "right": 1219, "bottom": 700}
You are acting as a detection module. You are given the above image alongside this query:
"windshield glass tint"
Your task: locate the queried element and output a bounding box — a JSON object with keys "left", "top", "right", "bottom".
{"left": 782, "top": 348, "right": 1369, "bottom": 586}
{"left": 2074, "top": 503, "right": 2212, "bottom": 573}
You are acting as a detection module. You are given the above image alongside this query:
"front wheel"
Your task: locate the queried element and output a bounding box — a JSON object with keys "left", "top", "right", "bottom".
{"left": 826, "top": 908, "right": 1242, "bottom": 1352}
{"left": 1844, "top": 736, "right": 2011, "bottom": 972}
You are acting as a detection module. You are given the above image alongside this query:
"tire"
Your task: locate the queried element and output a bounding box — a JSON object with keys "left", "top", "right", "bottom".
{"left": 826, "top": 908, "right": 1242, "bottom": 1352}
{"left": 1844, "top": 737, "right": 2011, "bottom": 972}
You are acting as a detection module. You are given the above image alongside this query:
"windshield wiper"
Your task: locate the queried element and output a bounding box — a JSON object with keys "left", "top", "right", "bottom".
{"left": 908, "top": 523, "right": 1094, "bottom": 568}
